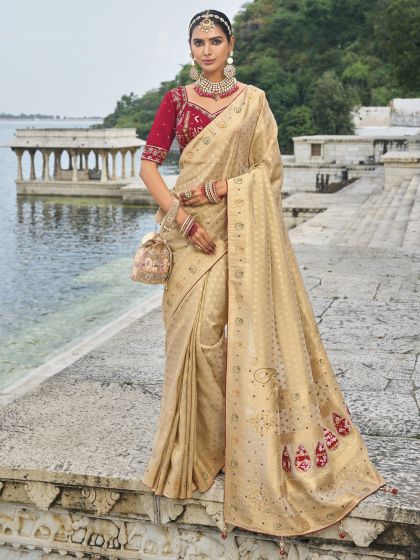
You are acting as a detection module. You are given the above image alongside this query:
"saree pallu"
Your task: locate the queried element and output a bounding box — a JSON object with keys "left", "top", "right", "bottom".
{"left": 141, "top": 85, "right": 385, "bottom": 538}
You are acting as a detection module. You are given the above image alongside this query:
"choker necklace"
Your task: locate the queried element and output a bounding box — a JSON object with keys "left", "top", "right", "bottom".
{"left": 193, "top": 74, "right": 239, "bottom": 100}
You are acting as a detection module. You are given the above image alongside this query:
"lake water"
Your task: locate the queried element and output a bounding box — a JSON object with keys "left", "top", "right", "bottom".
{"left": 0, "top": 120, "right": 179, "bottom": 391}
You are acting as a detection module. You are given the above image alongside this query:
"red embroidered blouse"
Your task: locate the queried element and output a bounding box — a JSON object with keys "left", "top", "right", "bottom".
{"left": 141, "top": 85, "right": 231, "bottom": 166}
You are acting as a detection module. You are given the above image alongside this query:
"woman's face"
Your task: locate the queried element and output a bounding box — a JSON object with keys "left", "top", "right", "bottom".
{"left": 190, "top": 23, "right": 234, "bottom": 76}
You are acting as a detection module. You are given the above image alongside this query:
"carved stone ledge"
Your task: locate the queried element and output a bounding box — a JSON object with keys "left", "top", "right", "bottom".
{"left": 203, "top": 500, "right": 225, "bottom": 533}
{"left": 25, "top": 482, "right": 61, "bottom": 510}
{"left": 0, "top": 476, "right": 417, "bottom": 559}
{"left": 81, "top": 488, "right": 121, "bottom": 516}
{"left": 138, "top": 492, "right": 156, "bottom": 523}
{"left": 158, "top": 497, "right": 185, "bottom": 525}
{"left": 0, "top": 500, "right": 416, "bottom": 560}
{"left": 310, "top": 517, "right": 388, "bottom": 548}
{"left": 344, "top": 517, "right": 387, "bottom": 547}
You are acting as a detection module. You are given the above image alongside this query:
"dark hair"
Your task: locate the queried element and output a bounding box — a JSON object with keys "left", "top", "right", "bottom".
{"left": 188, "top": 9, "right": 232, "bottom": 42}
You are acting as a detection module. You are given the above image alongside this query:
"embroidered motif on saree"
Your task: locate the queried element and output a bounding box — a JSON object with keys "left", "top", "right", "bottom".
{"left": 141, "top": 85, "right": 385, "bottom": 538}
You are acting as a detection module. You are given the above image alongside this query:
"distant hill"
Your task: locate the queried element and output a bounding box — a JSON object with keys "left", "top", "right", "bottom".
{"left": 94, "top": 0, "right": 420, "bottom": 153}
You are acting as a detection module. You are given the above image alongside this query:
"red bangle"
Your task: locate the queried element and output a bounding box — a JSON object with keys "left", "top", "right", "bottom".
{"left": 187, "top": 222, "right": 198, "bottom": 238}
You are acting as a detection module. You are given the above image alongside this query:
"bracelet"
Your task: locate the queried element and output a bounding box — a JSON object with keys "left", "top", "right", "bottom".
{"left": 162, "top": 194, "right": 181, "bottom": 231}
{"left": 180, "top": 214, "right": 196, "bottom": 237}
{"left": 210, "top": 179, "right": 221, "bottom": 203}
{"left": 187, "top": 222, "right": 198, "bottom": 238}
{"left": 204, "top": 179, "right": 222, "bottom": 203}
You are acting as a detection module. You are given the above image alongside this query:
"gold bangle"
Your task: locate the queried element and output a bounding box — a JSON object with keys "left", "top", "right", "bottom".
{"left": 162, "top": 193, "right": 181, "bottom": 231}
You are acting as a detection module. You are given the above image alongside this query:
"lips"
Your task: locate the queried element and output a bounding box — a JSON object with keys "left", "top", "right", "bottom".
{"left": 202, "top": 59, "right": 215, "bottom": 64}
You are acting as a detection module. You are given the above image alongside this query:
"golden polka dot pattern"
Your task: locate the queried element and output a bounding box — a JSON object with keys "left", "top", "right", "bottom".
{"left": 141, "top": 85, "right": 385, "bottom": 538}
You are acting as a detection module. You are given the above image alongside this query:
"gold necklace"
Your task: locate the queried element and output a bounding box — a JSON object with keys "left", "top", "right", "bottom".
{"left": 193, "top": 74, "right": 238, "bottom": 101}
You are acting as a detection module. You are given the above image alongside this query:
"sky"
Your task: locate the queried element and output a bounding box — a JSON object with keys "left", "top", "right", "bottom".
{"left": 0, "top": 0, "right": 247, "bottom": 118}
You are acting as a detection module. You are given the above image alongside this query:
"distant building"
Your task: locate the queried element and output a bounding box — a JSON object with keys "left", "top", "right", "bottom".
{"left": 283, "top": 98, "right": 420, "bottom": 192}
{"left": 6, "top": 128, "right": 145, "bottom": 197}
{"left": 353, "top": 98, "right": 420, "bottom": 131}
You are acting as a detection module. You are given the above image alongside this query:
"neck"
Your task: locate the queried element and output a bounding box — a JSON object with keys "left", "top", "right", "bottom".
{"left": 202, "top": 69, "right": 225, "bottom": 82}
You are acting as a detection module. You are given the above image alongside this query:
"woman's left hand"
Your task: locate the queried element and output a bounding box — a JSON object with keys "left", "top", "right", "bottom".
{"left": 180, "top": 180, "right": 227, "bottom": 206}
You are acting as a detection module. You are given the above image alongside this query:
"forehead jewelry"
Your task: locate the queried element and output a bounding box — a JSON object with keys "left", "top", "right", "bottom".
{"left": 189, "top": 10, "right": 232, "bottom": 36}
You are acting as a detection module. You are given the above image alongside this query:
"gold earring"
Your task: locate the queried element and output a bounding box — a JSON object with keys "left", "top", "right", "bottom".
{"left": 189, "top": 55, "right": 200, "bottom": 81}
{"left": 224, "top": 51, "right": 236, "bottom": 78}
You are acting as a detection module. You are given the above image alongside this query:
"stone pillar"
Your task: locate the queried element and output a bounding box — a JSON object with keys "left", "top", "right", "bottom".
{"left": 106, "top": 152, "right": 110, "bottom": 180}
{"left": 29, "top": 150, "right": 36, "bottom": 180}
{"left": 14, "top": 148, "right": 24, "bottom": 181}
{"left": 68, "top": 150, "right": 73, "bottom": 170}
{"left": 71, "top": 150, "right": 78, "bottom": 182}
{"left": 95, "top": 151, "right": 99, "bottom": 170}
{"left": 130, "top": 148, "right": 136, "bottom": 178}
{"left": 100, "top": 152, "right": 108, "bottom": 182}
{"left": 42, "top": 149, "right": 52, "bottom": 182}
{"left": 121, "top": 150, "right": 127, "bottom": 179}
{"left": 55, "top": 150, "right": 63, "bottom": 180}
{"left": 111, "top": 150, "right": 117, "bottom": 181}
{"left": 53, "top": 150, "right": 59, "bottom": 180}
{"left": 84, "top": 151, "right": 89, "bottom": 172}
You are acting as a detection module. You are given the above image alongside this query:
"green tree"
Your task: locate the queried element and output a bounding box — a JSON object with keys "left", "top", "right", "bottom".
{"left": 280, "top": 105, "right": 316, "bottom": 153}
{"left": 308, "top": 71, "right": 355, "bottom": 134}
{"left": 375, "top": 0, "right": 420, "bottom": 93}
{"left": 95, "top": 0, "right": 418, "bottom": 152}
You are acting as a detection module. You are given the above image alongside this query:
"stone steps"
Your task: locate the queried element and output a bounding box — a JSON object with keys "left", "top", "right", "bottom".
{"left": 401, "top": 174, "right": 420, "bottom": 250}
{"left": 344, "top": 187, "right": 399, "bottom": 246}
{"left": 378, "top": 174, "right": 419, "bottom": 249}
{"left": 369, "top": 175, "right": 419, "bottom": 249}
{"left": 363, "top": 183, "right": 408, "bottom": 246}
{"left": 335, "top": 189, "right": 386, "bottom": 246}
{"left": 366, "top": 179, "right": 410, "bottom": 248}
{"left": 334, "top": 174, "right": 420, "bottom": 249}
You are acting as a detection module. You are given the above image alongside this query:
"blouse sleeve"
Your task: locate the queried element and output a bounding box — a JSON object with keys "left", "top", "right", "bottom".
{"left": 141, "top": 89, "right": 177, "bottom": 166}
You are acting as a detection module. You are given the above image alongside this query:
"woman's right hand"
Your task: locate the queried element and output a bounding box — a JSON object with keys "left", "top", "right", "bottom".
{"left": 188, "top": 221, "right": 216, "bottom": 255}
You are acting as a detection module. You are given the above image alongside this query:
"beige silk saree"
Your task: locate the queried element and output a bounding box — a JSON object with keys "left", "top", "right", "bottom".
{"left": 141, "top": 84, "right": 385, "bottom": 538}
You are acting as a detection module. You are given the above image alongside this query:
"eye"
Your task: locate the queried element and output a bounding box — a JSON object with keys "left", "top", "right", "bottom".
{"left": 193, "top": 38, "right": 223, "bottom": 46}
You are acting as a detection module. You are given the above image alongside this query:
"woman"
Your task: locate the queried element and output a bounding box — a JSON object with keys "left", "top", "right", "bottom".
{"left": 139, "top": 8, "right": 387, "bottom": 542}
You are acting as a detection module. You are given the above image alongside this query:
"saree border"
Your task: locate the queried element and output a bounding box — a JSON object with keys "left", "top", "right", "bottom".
{"left": 163, "top": 86, "right": 263, "bottom": 327}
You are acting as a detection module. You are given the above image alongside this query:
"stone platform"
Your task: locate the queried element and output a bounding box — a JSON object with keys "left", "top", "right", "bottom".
{"left": 0, "top": 169, "right": 418, "bottom": 559}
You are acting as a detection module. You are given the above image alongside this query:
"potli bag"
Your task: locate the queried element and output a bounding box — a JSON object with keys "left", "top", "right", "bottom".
{"left": 130, "top": 192, "right": 181, "bottom": 285}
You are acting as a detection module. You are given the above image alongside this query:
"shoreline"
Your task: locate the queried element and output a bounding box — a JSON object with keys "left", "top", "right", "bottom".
{"left": 0, "top": 289, "right": 163, "bottom": 407}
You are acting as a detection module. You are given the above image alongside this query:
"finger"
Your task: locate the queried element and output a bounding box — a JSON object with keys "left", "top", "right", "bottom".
{"left": 184, "top": 191, "right": 200, "bottom": 205}
{"left": 184, "top": 194, "right": 198, "bottom": 205}
{"left": 193, "top": 233, "right": 211, "bottom": 253}
{"left": 202, "top": 231, "right": 216, "bottom": 250}
{"left": 198, "top": 233, "right": 215, "bottom": 253}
